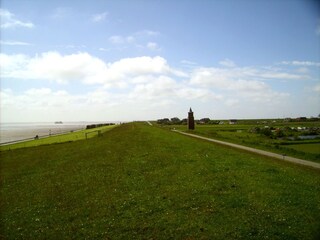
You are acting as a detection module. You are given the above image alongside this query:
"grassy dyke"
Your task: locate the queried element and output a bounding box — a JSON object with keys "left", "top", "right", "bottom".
{"left": 1, "top": 122, "right": 320, "bottom": 239}
{"left": 0, "top": 125, "right": 117, "bottom": 151}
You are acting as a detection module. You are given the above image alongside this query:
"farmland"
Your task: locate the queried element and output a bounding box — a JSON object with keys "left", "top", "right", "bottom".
{"left": 1, "top": 122, "right": 319, "bottom": 239}
{"left": 157, "top": 119, "right": 320, "bottom": 163}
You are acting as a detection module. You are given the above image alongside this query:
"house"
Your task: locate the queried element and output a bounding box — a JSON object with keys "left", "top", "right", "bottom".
{"left": 297, "top": 117, "right": 307, "bottom": 122}
{"left": 229, "top": 119, "right": 237, "bottom": 124}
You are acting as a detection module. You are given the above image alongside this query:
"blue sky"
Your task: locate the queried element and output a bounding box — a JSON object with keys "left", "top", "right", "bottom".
{"left": 1, "top": 0, "right": 319, "bottom": 122}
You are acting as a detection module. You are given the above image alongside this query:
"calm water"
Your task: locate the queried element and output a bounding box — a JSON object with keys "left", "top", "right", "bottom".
{"left": 0, "top": 122, "right": 110, "bottom": 144}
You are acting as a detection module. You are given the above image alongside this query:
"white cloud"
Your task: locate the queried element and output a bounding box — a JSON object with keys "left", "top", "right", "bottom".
{"left": 129, "top": 76, "right": 177, "bottom": 101}
{"left": 1, "top": 52, "right": 109, "bottom": 84}
{"left": 1, "top": 87, "right": 119, "bottom": 113}
{"left": 190, "top": 65, "right": 307, "bottom": 89}
{"left": 135, "top": 30, "right": 160, "bottom": 37}
{"left": 25, "top": 88, "right": 52, "bottom": 96}
{"left": 108, "top": 30, "right": 160, "bottom": 51}
{"left": 281, "top": 61, "right": 320, "bottom": 67}
{"left": 104, "top": 56, "right": 186, "bottom": 82}
{"left": 92, "top": 12, "right": 108, "bottom": 22}
{"left": 296, "top": 67, "right": 309, "bottom": 73}
{"left": 313, "top": 84, "right": 320, "bottom": 93}
{"left": 258, "top": 72, "right": 305, "bottom": 80}
{"left": 98, "top": 47, "right": 109, "bottom": 52}
{"left": 229, "top": 79, "right": 267, "bottom": 92}
{"left": 1, "top": 88, "right": 73, "bottom": 111}
{"left": 0, "top": 53, "right": 30, "bottom": 76}
{"left": 0, "top": 9, "right": 34, "bottom": 29}
{"left": 2, "top": 53, "right": 317, "bottom": 121}
{"left": 225, "top": 98, "right": 239, "bottom": 107}
{"left": 127, "top": 75, "right": 219, "bottom": 103}
{"left": 191, "top": 68, "right": 267, "bottom": 94}
{"left": 219, "top": 58, "right": 236, "bottom": 68}
{"left": 189, "top": 65, "right": 295, "bottom": 104}
{"left": 181, "top": 60, "right": 197, "bottom": 65}
{"left": 176, "top": 87, "right": 221, "bottom": 101}
{"left": 146, "top": 42, "right": 160, "bottom": 51}
{"left": 0, "top": 40, "right": 32, "bottom": 46}
{"left": 109, "top": 35, "right": 134, "bottom": 44}
{"left": 0, "top": 52, "right": 187, "bottom": 88}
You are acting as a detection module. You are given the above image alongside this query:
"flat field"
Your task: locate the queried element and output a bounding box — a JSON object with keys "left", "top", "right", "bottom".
{"left": 1, "top": 122, "right": 319, "bottom": 239}
{"left": 164, "top": 122, "right": 320, "bottom": 163}
{"left": 284, "top": 143, "right": 320, "bottom": 155}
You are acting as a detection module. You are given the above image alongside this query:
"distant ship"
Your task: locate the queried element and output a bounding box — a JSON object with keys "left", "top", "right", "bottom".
{"left": 54, "top": 121, "right": 63, "bottom": 124}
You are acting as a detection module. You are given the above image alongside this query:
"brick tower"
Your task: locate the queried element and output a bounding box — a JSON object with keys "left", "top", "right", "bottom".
{"left": 188, "top": 107, "right": 195, "bottom": 130}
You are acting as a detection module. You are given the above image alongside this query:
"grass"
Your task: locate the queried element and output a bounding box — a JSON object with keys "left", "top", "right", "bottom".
{"left": 1, "top": 122, "right": 320, "bottom": 239}
{"left": 164, "top": 124, "right": 320, "bottom": 163}
{"left": 0, "top": 125, "right": 117, "bottom": 151}
{"left": 283, "top": 143, "right": 320, "bottom": 155}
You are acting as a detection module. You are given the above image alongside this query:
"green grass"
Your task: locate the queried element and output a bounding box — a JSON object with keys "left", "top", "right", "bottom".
{"left": 165, "top": 124, "right": 320, "bottom": 163}
{"left": 1, "top": 122, "right": 320, "bottom": 239}
{"left": 283, "top": 143, "right": 320, "bottom": 154}
{"left": 0, "top": 125, "right": 117, "bottom": 151}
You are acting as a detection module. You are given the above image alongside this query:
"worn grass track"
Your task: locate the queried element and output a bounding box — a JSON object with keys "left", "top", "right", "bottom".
{"left": 1, "top": 122, "right": 320, "bottom": 239}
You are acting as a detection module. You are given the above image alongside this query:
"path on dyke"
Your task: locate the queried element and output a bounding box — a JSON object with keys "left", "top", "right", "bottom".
{"left": 172, "top": 130, "right": 320, "bottom": 170}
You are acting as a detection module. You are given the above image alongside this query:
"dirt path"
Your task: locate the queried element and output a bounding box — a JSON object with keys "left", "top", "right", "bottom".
{"left": 173, "top": 130, "right": 320, "bottom": 170}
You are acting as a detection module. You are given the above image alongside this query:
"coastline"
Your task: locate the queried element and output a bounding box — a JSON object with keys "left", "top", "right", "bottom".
{"left": 0, "top": 127, "right": 84, "bottom": 145}
{"left": 0, "top": 121, "right": 121, "bottom": 146}
{"left": 0, "top": 122, "right": 116, "bottom": 144}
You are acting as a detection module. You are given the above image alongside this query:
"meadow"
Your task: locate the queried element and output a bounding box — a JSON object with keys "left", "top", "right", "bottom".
{"left": 162, "top": 121, "right": 320, "bottom": 163}
{"left": 1, "top": 122, "right": 320, "bottom": 239}
{"left": 283, "top": 143, "right": 320, "bottom": 155}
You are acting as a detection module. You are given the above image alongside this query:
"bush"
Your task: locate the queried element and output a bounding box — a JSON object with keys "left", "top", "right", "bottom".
{"left": 260, "top": 128, "right": 272, "bottom": 137}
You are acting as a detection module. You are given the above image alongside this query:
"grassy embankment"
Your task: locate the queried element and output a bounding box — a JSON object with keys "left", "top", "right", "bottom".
{"left": 0, "top": 125, "right": 117, "bottom": 151}
{"left": 163, "top": 122, "right": 320, "bottom": 163}
{"left": 1, "top": 122, "right": 320, "bottom": 239}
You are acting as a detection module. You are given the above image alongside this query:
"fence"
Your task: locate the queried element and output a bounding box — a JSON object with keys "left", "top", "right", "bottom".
{"left": 85, "top": 130, "right": 102, "bottom": 139}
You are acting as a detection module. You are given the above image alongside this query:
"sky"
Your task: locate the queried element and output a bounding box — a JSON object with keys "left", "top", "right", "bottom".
{"left": 0, "top": 0, "right": 320, "bottom": 122}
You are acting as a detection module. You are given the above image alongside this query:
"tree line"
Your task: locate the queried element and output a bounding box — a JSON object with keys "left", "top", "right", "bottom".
{"left": 157, "top": 117, "right": 220, "bottom": 125}
{"left": 86, "top": 123, "right": 115, "bottom": 129}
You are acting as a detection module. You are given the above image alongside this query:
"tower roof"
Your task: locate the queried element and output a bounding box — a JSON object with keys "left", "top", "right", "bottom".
{"left": 189, "top": 107, "right": 193, "bottom": 113}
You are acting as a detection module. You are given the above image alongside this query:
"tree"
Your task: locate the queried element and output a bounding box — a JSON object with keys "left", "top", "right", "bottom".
{"left": 275, "top": 129, "right": 284, "bottom": 138}
{"left": 260, "top": 128, "right": 272, "bottom": 137}
{"left": 200, "top": 118, "right": 210, "bottom": 124}
{"left": 157, "top": 118, "right": 171, "bottom": 124}
{"left": 171, "top": 117, "right": 181, "bottom": 124}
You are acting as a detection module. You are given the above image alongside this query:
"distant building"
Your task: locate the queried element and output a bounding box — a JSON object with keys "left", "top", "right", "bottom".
{"left": 229, "top": 119, "right": 237, "bottom": 124}
{"left": 188, "top": 108, "right": 195, "bottom": 130}
{"left": 297, "top": 117, "right": 307, "bottom": 121}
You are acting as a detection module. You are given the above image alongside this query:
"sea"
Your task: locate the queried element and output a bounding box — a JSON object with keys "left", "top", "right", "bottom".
{"left": 0, "top": 122, "right": 114, "bottom": 144}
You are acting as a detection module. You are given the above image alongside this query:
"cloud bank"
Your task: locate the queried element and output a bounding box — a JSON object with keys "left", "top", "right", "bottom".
{"left": 1, "top": 51, "right": 317, "bottom": 121}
